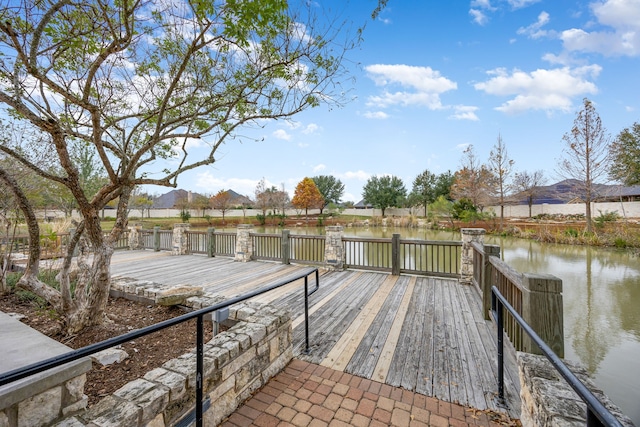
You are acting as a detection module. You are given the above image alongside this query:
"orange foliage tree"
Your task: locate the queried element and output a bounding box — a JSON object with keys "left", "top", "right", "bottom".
{"left": 210, "top": 190, "right": 233, "bottom": 224}
{"left": 292, "top": 177, "right": 324, "bottom": 218}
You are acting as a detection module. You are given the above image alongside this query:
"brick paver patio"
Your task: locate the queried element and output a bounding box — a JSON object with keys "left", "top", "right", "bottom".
{"left": 221, "top": 359, "right": 520, "bottom": 427}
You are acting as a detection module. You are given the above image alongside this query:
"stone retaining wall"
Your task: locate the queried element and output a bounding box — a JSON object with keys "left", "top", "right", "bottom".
{"left": 518, "top": 352, "right": 634, "bottom": 427}
{"left": 31, "top": 280, "right": 293, "bottom": 427}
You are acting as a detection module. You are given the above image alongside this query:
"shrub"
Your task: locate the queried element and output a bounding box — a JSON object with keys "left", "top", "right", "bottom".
{"left": 594, "top": 210, "right": 619, "bottom": 228}
{"left": 564, "top": 228, "right": 579, "bottom": 238}
{"left": 179, "top": 209, "right": 191, "bottom": 222}
{"left": 451, "top": 198, "right": 476, "bottom": 220}
{"left": 614, "top": 237, "right": 628, "bottom": 248}
{"left": 256, "top": 213, "right": 266, "bottom": 225}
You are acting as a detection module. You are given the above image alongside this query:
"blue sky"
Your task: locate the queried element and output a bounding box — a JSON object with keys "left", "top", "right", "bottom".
{"left": 159, "top": 0, "right": 640, "bottom": 202}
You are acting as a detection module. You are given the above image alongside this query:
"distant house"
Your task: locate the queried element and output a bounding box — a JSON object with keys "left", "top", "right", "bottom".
{"left": 223, "top": 189, "right": 254, "bottom": 207}
{"left": 353, "top": 199, "right": 373, "bottom": 209}
{"left": 152, "top": 189, "right": 253, "bottom": 209}
{"left": 510, "top": 179, "right": 640, "bottom": 205}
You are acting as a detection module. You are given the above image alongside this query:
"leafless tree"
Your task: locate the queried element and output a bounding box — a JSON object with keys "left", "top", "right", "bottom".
{"left": 513, "top": 170, "right": 546, "bottom": 218}
{"left": 488, "top": 134, "right": 514, "bottom": 229}
{"left": 557, "top": 98, "right": 611, "bottom": 233}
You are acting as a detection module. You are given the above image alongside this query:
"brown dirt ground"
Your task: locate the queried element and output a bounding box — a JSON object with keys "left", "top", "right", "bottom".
{"left": 0, "top": 293, "right": 212, "bottom": 406}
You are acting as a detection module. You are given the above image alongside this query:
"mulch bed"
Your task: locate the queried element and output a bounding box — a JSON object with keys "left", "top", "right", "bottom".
{"left": 0, "top": 293, "right": 212, "bottom": 406}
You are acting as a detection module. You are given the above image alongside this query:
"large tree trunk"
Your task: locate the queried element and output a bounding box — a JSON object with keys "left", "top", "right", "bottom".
{"left": 64, "top": 238, "right": 114, "bottom": 334}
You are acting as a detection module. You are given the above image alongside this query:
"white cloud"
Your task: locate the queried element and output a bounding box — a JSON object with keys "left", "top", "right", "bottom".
{"left": 560, "top": 0, "right": 640, "bottom": 56}
{"left": 341, "top": 170, "right": 370, "bottom": 181}
{"left": 302, "top": 123, "right": 320, "bottom": 134}
{"left": 471, "top": 0, "right": 496, "bottom": 11}
{"left": 313, "top": 164, "right": 326, "bottom": 173}
{"left": 625, "top": 105, "right": 635, "bottom": 112}
{"left": 450, "top": 105, "right": 480, "bottom": 121}
{"left": 469, "top": 9, "right": 489, "bottom": 25}
{"left": 474, "top": 65, "right": 601, "bottom": 114}
{"left": 365, "top": 64, "right": 457, "bottom": 110}
{"left": 507, "top": 0, "right": 541, "bottom": 9}
{"left": 517, "top": 11, "right": 551, "bottom": 39}
{"left": 298, "top": 142, "right": 309, "bottom": 148}
{"left": 456, "top": 143, "right": 471, "bottom": 152}
{"left": 272, "top": 129, "right": 292, "bottom": 140}
{"left": 362, "top": 111, "right": 390, "bottom": 119}
{"left": 194, "top": 172, "right": 259, "bottom": 196}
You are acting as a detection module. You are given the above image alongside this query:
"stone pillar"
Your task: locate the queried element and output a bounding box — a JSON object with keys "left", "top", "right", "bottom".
{"left": 235, "top": 224, "right": 254, "bottom": 262}
{"left": 128, "top": 224, "right": 143, "bottom": 250}
{"left": 460, "top": 228, "right": 485, "bottom": 284}
{"left": 172, "top": 223, "right": 190, "bottom": 255}
{"left": 324, "top": 226, "right": 344, "bottom": 270}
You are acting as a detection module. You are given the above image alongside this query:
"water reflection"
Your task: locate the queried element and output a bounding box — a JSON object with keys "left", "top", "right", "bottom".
{"left": 486, "top": 236, "right": 640, "bottom": 424}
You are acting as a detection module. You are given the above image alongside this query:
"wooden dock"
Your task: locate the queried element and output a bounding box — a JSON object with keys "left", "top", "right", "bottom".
{"left": 110, "top": 251, "right": 521, "bottom": 417}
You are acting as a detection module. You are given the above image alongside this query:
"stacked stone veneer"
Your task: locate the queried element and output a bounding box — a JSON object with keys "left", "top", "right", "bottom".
{"left": 460, "top": 228, "right": 485, "bottom": 284}
{"left": 58, "top": 283, "right": 292, "bottom": 427}
{"left": 518, "top": 352, "right": 634, "bottom": 427}
{"left": 324, "top": 225, "right": 344, "bottom": 270}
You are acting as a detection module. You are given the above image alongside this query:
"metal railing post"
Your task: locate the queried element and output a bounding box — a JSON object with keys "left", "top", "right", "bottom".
{"left": 304, "top": 275, "right": 310, "bottom": 354}
{"left": 196, "top": 314, "right": 204, "bottom": 427}
{"left": 496, "top": 294, "right": 505, "bottom": 403}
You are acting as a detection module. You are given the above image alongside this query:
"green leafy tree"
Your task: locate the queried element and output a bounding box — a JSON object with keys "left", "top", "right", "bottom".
{"left": 292, "top": 177, "right": 324, "bottom": 218}
{"left": 410, "top": 170, "right": 437, "bottom": 215}
{"left": 557, "top": 98, "right": 611, "bottom": 233}
{"left": 192, "top": 194, "right": 211, "bottom": 218}
{"left": 434, "top": 171, "right": 454, "bottom": 201}
{"left": 312, "top": 175, "right": 344, "bottom": 214}
{"left": 428, "top": 195, "right": 454, "bottom": 228}
{"left": 362, "top": 175, "right": 407, "bottom": 217}
{"left": 609, "top": 122, "right": 640, "bottom": 186}
{"left": 0, "top": 0, "right": 357, "bottom": 333}
{"left": 409, "top": 170, "right": 452, "bottom": 215}
{"left": 129, "top": 191, "right": 154, "bottom": 219}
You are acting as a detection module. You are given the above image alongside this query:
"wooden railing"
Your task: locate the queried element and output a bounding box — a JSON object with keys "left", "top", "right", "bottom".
{"left": 252, "top": 233, "right": 282, "bottom": 261}
{"left": 471, "top": 241, "right": 564, "bottom": 357}
{"left": 4, "top": 231, "right": 129, "bottom": 260}
{"left": 343, "top": 237, "right": 392, "bottom": 272}
{"left": 289, "top": 234, "right": 325, "bottom": 266}
{"left": 399, "top": 238, "right": 461, "bottom": 277}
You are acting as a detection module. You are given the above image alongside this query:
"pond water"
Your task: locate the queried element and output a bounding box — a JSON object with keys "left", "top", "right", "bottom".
{"left": 229, "top": 226, "right": 640, "bottom": 423}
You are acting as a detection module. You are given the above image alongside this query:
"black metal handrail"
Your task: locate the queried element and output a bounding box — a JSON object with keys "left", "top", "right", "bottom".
{"left": 491, "top": 286, "right": 623, "bottom": 427}
{"left": 0, "top": 268, "right": 320, "bottom": 427}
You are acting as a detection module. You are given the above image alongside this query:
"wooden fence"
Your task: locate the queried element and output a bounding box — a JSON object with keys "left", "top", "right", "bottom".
{"left": 471, "top": 241, "right": 564, "bottom": 357}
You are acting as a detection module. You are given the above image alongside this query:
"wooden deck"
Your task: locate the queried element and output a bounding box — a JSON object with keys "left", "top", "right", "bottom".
{"left": 110, "top": 251, "right": 521, "bottom": 417}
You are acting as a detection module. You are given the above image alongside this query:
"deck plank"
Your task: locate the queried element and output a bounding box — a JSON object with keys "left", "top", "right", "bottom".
{"left": 108, "top": 251, "right": 521, "bottom": 416}
{"left": 345, "top": 276, "right": 411, "bottom": 379}
{"left": 371, "top": 277, "right": 416, "bottom": 383}
{"left": 415, "top": 277, "right": 436, "bottom": 396}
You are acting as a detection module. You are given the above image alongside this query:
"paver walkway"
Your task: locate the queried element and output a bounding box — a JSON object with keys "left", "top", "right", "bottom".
{"left": 221, "top": 359, "right": 519, "bottom": 427}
